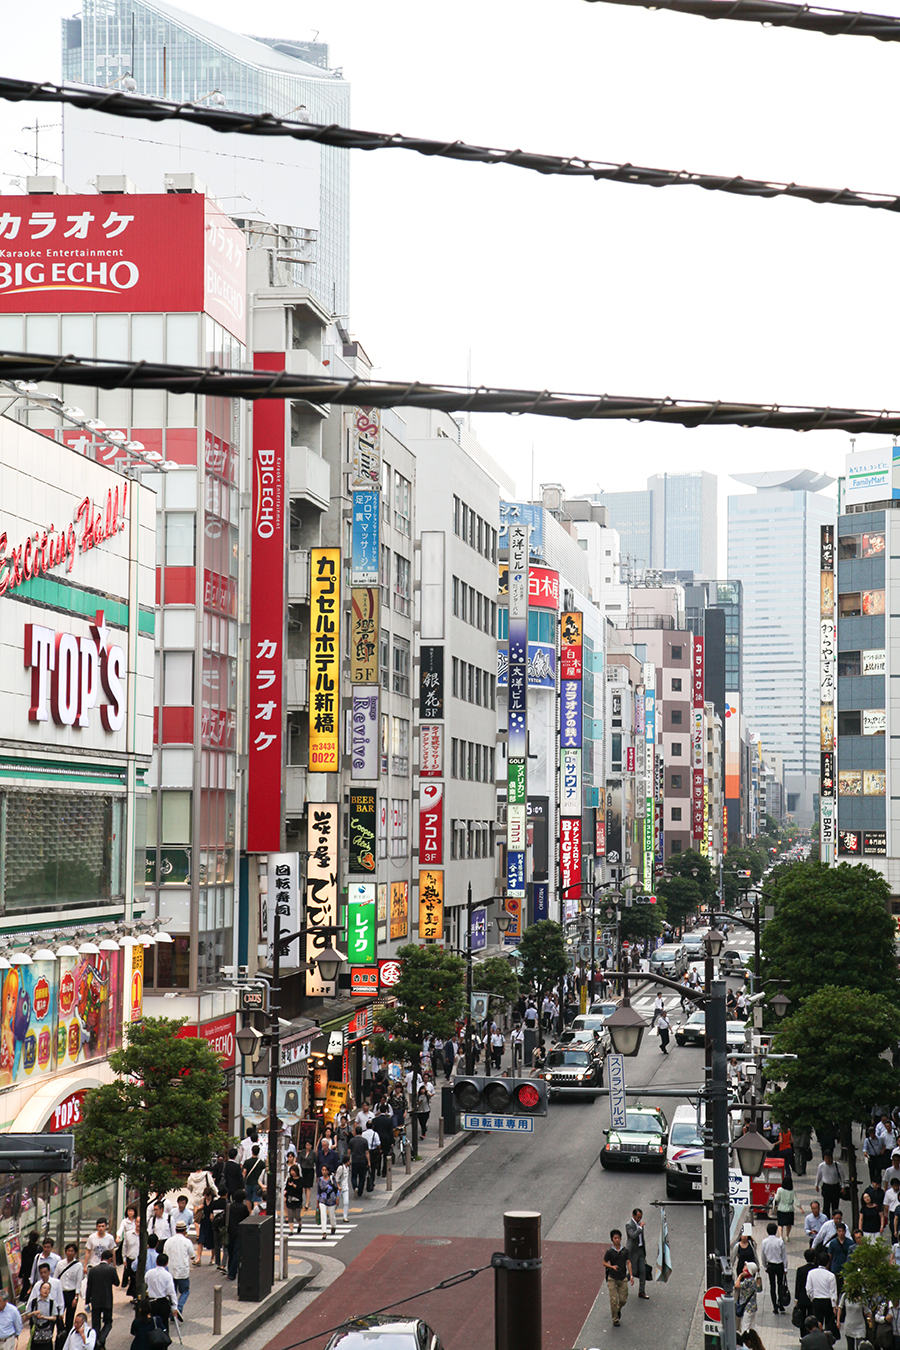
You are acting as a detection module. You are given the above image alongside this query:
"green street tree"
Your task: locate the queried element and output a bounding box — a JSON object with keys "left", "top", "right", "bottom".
{"left": 472, "top": 955, "right": 519, "bottom": 1010}
{"left": 721, "top": 845, "right": 768, "bottom": 907}
{"left": 76, "top": 1017, "right": 227, "bottom": 1292}
{"left": 619, "top": 897, "right": 666, "bottom": 943}
{"left": 519, "top": 920, "right": 568, "bottom": 1044}
{"left": 655, "top": 874, "right": 704, "bottom": 933}
{"left": 761, "top": 861, "right": 899, "bottom": 1008}
{"left": 841, "top": 1233, "right": 900, "bottom": 1336}
{"left": 369, "top": 943, "right": 466, "bottom": 1158}
{"left": 767, "top": 985, "right": 900, "bottom": 1225}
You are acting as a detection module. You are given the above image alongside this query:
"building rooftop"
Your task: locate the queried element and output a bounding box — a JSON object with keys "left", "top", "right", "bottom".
{"left": 133, "top": 0, "right": 336, "bottom": 80}
{"left": 731, "top": 469, "right": 834, "bottom": 493}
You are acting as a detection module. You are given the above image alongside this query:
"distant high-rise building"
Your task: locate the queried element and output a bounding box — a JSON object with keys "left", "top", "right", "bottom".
{"left": 600, "top": 471, "right": 717, "bottom": 580}
{"left": 647, "top": 472, "right": 717, "bottom": 578}
{"left": 728, "top": 470, "right": 835, "bottom": 825}
{"left": 61, "top": 0, "right": 350, "bottom": 317}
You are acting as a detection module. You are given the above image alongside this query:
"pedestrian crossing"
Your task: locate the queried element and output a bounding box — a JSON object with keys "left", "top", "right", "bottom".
{"left": 280, "top": 1218, "right": 358, "bottom": 1250}
{"left": 632, "top": 993, "right": 682, "bottom": 1012}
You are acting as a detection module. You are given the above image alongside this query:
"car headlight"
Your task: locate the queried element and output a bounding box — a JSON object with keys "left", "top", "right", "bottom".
{"left": 608, "top": 1140, "right": 621, "bottom": 1151}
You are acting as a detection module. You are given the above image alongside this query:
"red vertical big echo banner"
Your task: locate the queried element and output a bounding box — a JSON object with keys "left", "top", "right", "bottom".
{"left": 247, "top": 354, "right": 286, "bottom": 851}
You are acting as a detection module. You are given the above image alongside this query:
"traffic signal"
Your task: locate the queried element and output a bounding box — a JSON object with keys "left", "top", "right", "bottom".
{"left": 451, "top": 1076, "right": 548, "bottom": 1117}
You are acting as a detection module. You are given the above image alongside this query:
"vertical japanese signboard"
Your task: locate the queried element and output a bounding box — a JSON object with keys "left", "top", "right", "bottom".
{"left": 266, "top": 853, "right": 300, "bottom": 967}
{"left": 560, "top": 817, "right": 582, "bottom": 905}
{"left": 351, "top": 690, "right": 379, "bottom": 781}
{"left": 420, "top": 725, "right": 443, "bottom": 777}
{"left": 306, "top": 805, "right": 338, "bottom": 997}
{"left": 348, "top": 884, "right": 376, "bottom": 965}
{"left": 644, "top": 666, "right": 656, "bottom": 889}
{"left": 419, "top": 647, "right": 444, "bottom": 719}
{"left": 418, "top": 869, "right": 444, "bottom": 940}
{"left": 560, "top": 611, "right": 583, "bottom": 680}
{"left": 309, "top": 548, "right": 340, "bottom": 771}
{"left": 390, "top": 881, "right": 409, "bottom": 940}
{"left": 691, "top": 638, "right": 705, "bottom": 848}
{"left": 350, "top": 587, "right": 378, "bottom": 683}
{"left": 820, "top": 524, "right": 836, "bottom": 865}
{"left": 349, "top": 790, "right": 377, "bottom": 874}
{"left": 248, "top": 353, "right": 286, "bottom": 851}
{"left": 350, "top": 407, "right": 381, "bottom": 489}
{"left": 507, "top": 523, "right": 529, "bottom": 915}
{"left": 419, "top": 782, "right": 444, "bottom": 866}
{"left": 559, "top": 605, "right": 583, "bottom": 911}
{"left": 351, "top": 491, "right": 379, "bottom": 585}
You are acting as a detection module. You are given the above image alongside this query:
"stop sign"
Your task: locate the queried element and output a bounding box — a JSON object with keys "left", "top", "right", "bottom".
{"left": 703, "top": 1287, "right": 725, "bottom": 1323}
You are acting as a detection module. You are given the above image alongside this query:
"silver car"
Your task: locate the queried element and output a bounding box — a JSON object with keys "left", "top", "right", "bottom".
{"left": 650, "top": 944, "right": 687, "bottom": 978}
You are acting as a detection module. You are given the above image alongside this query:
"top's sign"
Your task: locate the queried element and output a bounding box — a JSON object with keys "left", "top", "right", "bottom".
{"left": 0, "top": 193, "right": 247, "bottom": 343}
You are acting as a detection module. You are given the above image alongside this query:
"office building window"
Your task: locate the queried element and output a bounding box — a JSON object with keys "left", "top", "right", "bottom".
{"left": 392, "top": 717, "right": 410, "bottom": 775}
{"left": 452, "top": 576, "right": 460, "bottom": 617}
{"left": 671, "top": 710, "right": 683, "bottom": 725}
{"left": 611, "top": 733, "right": 622, "bottom": 771}
{"left": 394, "top": 473, "right": 411, "bottom": 536}
{"left": 670, "top": 839, "right": 683, "bottom": 854}
{"left": 393, "top": 639, "right": 410, "bottom": 696}
{"left": 671, "top": 773, "right": 682, "bottom": 789}
{"left": 381, "top": 462, "right": 391, "bottom": 522}
{"left": 671, "top": 807, "right": 682, "bottom": 822}
{"left": 390, "top": 799, "right": 409, "bottom": 857}
{"left": 838, "top": 651, "right": 861, "bottom": 677}
{"left": 671, "top": 645, "right": 683, "bottom": 660}
{"left": 671, "top": 742, "right": 683, "bottom": 756}
{"left": 837, "top": 710, "right": 861, "bottom": 736}
{"left": 380, "top": 635, "right": 389, "bottom": 689}
{"left": 394, "top": 554, "right": 411, "bottom": 616}
{"left": 671, "top": 678, "right": 682, "bottom": 692}
{"left": 380, "top": 545, "right": 391, "bottom": 605}
{"left": 451, "top": 738, "right": 459, "bottom": 778}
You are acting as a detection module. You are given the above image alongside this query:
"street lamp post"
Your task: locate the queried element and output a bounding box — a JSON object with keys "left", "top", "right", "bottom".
{"left": 236, "top": 911, "right": 344, "bottom": 1270}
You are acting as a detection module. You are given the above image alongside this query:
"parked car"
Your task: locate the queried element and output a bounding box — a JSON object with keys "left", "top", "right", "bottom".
{"left": 682, "top": 931, "right": 708, "bottom": 955}
{"left": 649, "top": 945, "right": 687, "bottom": 978}
{"left": 665, "top": 1103, "right": 705, "bottom": 1197}
{"left": 600, "top": 1104, "right": 669, "bottom": 1170}
{"left": 590, "top": 998, "right": 622, "bottom": 1019}
{"left": 325, "top": 1317, "right": 443, "bottom": 1349}
{"left": 543, "top": 1043, "right": 605, "bottom": 1099}
{"left": 568, "top": 1014, "right": 611, "bottom": 1052}
{"left": 727, "top": 1021, "right": 751, "bottom": 1053}
{"left": 674, "top": 1010, "right": 707, "bottom": 1047}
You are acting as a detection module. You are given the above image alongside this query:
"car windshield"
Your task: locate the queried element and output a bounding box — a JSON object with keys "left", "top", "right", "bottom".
{"left": 684, "top": 934, "right": 704, "bottom": 945}
{"left": 574, "top": 1017, "right": 605, "bottom": 1031}
{"left": 723, "top": 951, "right": 742, "bottom": 960}
{"left": 592, "top": 1003, "right": 618, "bottom": 1017}
{"left": 548, "top": 1050, "right": 591, "bottom": 1066}
{"left": 686, "top": 1013, "right": 705, "bottom": 1026}
{"left": 621, "top": 1113, "right": 664, "bottom": 1133}
{"left": 653, "top": 948, "right": 679, "bottom": 959}
{"left": 727, "top": 1023, "right": 746, "bottom": 1033}
{"left": 671, "top": 1121, "right": 705, "bottom": 1147}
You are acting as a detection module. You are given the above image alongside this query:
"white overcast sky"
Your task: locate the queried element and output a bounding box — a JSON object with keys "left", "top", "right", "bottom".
{"left": 4, "top": 0, "right": 900, "bottom": 568}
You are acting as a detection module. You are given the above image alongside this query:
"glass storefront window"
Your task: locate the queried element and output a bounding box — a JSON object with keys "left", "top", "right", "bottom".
{"left": 1, "top": 793, "right": 118, "bottom": 914}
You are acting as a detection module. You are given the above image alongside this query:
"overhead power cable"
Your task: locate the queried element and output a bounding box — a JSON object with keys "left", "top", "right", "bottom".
{"left": 0, "top": 76, "right": 898, "bottom": 215}
{"left": 583, "top": 0, "right": 900, "bottom": 40}
{"left": 2, "top": 348, "right": 898, "bottom": 435}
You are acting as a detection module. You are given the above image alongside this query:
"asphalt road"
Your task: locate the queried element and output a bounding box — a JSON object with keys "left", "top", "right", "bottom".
{"left": 274, "top": 927, "right": 755, "bottom": 1350}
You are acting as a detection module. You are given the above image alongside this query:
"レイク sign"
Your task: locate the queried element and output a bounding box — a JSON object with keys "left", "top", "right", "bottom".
{"left": 25, "top": 608, "right": 125, "bottom": 731}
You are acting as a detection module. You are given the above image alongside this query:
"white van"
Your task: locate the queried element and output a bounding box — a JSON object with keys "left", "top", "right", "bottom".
{"left": 665, "top": 1103, "right": 705, "bottom": 1197}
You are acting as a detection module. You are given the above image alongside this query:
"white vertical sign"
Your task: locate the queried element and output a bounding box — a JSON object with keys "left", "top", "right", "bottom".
{"left": 608, "top": 1053, "right": 627, "bottom": 1129}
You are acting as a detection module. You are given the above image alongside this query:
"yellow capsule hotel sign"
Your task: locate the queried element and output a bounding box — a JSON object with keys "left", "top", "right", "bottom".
{"left": 309, "top": 548, "right": 341, "bottom": 771}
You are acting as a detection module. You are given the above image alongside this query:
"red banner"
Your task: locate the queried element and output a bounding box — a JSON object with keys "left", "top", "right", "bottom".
{"left": 175, "top": 1013, "right": 237, "bottom": 1070}
{"left": 692, "top": 636, "right": 705, "bottom": 709}
{"left": 0, "top": 193, "right": 246, "bottom": 342}
{"left": 419, "top": 782, "right": 443, "bottom": 866}
{"left": 595, "top": 815, "right": 606, "bottom": 858}
{"left": 528, "top": 567, "right": 560, "bottom": 610}
{"left": 247, "top": 353, "right": 286, "bottom": 852}
{"left": 560, "top": 816, "right": 582, "bottom": 903}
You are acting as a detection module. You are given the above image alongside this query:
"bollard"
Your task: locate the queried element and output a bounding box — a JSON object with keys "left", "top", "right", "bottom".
{"left": 213, "top": 1285, "right": 223, "bottom": 1337}
{"left": 494, "top": 1211, "right": 541, "bottom": 1350}
{"left": 386, "top": 1153, "right": 392, "bottom": 1191}
{"left": 438, "top": 1117, "right": 444, "bottom": 1149}
{"left": 405, "top": 1141, "right": 411, "bottom": 1175}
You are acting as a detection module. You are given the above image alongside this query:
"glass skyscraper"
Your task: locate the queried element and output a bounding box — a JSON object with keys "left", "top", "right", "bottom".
{"left": 728, "top": 470, "right": 835, "bottom": 824}
{"left": 598, "top": 489, "right": 653, "bottom": 581}
{"left": 601, "top": 471, "right": 717, "bottom": 580}
{"left": 62, "top": 0, "right": 350, "bottom": 318}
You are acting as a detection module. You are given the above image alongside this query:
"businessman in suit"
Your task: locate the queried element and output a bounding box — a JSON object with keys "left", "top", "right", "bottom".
{"left": 625, "top": 1208, "right": 651, "bottom": 1299}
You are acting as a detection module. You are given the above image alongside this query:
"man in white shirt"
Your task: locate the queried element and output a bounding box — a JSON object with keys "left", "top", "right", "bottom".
{"left": 56, "top": 1245, "right": 83, "bottom": 1342}
{"left": 355, "top": 1105, "right": 374, "bottom": 1130}
{"left": 877, "top": 1115, "right": 897, "bottom": 1152}
{"left": 83, "top": 1220, "right": 115, "bottom": 1270}
{"left": 804, "top": 1200, "right": 826, "bottom": 1241}
{"left": 146, "top": 1255, "right": 178, "bottom": 1331}
{"left": 61, "top": 1313, "right": 96, "bottom": 1350}
{"left": 147, "top": 1203, "right": 173, "bottom": 1246}
{"left": 236, "top": 1132, "right": 257, "bottom": 1166}
{"left": 806, "top": 1253, "right": 838, "bottom": 1336}
{"left": 29, "top": 1240, "right": 60, "bottom": 1284}
{"left": 760, "top": 1223, "right": 788, "bottom": 1314}
{"left": 164, "top": 1222, "right": 195, "bottom": 1315}
{"left": 884, "top": 1151, "right": 900, "bottom": 1189}
{"left": 813, "top": 1208, "right": 845, "bottom": 1249}
{"left": 0, "top": 1288, "right": 23, "bottom": 1350}
{"left": 651, "top": 994, "right": 665, "bottom": 1027}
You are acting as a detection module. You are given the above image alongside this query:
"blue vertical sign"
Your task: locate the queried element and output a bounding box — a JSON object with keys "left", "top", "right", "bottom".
{"left": 644, "top": 691, "right": 656, "bottom": 745}
{"left": 561, "top": 680, "right": 583, "bottom": 749}
{"left": 351, "top": 490, "right": 379, "bottom": 585}
{"left": 532, "top": 882, "right": 549, "bottom": 922}
{"left": 471, "top": 907, "right": 487, "bottom": 952}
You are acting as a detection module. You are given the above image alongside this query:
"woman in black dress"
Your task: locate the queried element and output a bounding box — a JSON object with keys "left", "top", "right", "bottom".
{"left": 299, "top": 1141, "right": 316, "bottom": 1211}
{"left": 285, "top": 1165, "right": 304, "bottom": 1233}
{"left": 196, "top": 1187, "right": 217, "bottom": 1265}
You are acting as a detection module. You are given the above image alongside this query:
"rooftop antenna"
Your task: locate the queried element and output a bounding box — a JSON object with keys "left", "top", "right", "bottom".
{"left": 19, "top": 121, "right": 60, "bottom": 176}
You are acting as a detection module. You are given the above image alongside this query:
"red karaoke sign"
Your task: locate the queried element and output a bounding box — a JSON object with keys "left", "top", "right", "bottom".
{"left": 0, "top": 193, "right": 246, "bottom": 342}
{"left": 247, "top": 353, "right": 286, "bottom": 852}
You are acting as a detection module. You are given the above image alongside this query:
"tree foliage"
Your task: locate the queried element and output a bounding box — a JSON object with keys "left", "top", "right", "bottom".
{"left": 768, "top": 985, "right": 900, "bottom": 1134}
{"left": 471, "top": 956, "right": 519, "bottom": 1007}
{"left": 519, "top": 920, "right": 567, "bottom": 1041}
{"left": 369, "top": 943, "right": 466, "bottom": 1063}
{"left": 619, "top": 899, "right": 666, "bottom": 942}
{"left": 76, "top": 1017, "right": 227, "bottom": 1291}
{"left": 842, "top": 1236, "right": 900, "bottom": 1322}
{"left": 761, "top": 861, "right": 899, "bottom": 1007}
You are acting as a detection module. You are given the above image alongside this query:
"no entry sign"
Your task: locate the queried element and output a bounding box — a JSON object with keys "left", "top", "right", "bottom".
{"left": 703, "top": 1287, "right": 724, "bottom": 1323}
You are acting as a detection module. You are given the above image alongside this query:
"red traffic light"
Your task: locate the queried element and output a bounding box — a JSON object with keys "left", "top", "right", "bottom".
{"left": 515, "top": 1082, "right": 541, "bottom": 1112}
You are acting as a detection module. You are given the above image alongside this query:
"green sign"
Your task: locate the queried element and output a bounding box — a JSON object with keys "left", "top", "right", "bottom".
{"left": 508, "top": 758, "right": 526, "bottom": 805}
{"left": 644, "top": 798, "right": 654, "bottom": 887}
{"left": 348, "top": 884, "right": 376, "bottom": 963}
